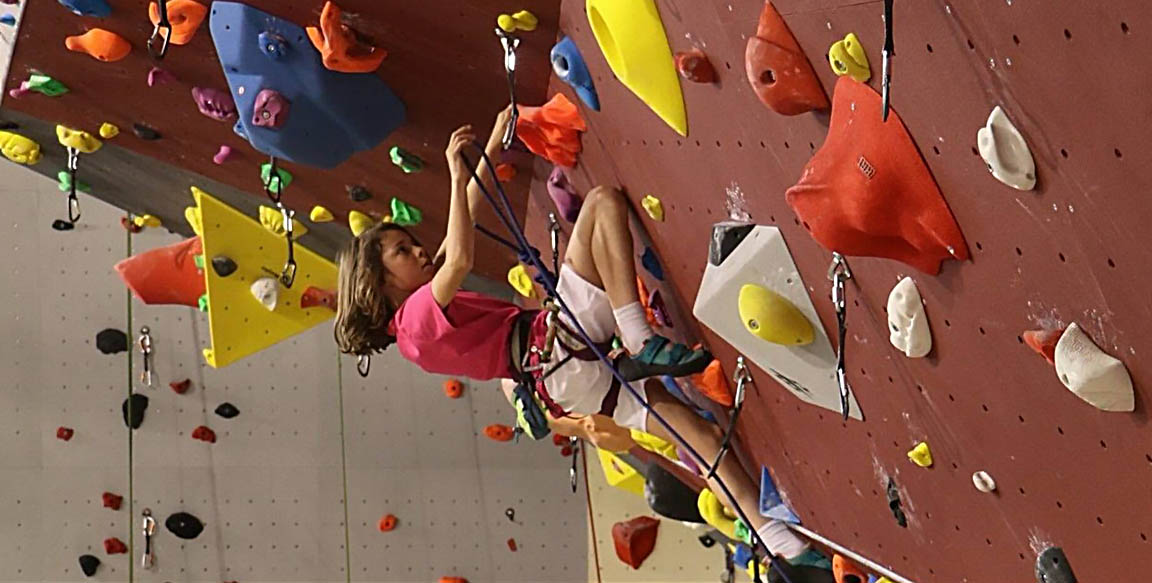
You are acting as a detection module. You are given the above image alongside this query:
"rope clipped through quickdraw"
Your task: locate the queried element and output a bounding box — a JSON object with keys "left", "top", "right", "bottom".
{"left": 147, "top": 0, "right": 172, "bottom": 60}
{"left": 827, "top": 252, "right": 853, "bottom": 420}
{"left": 262, "top": 157, "right": 298, "bottom": 288}
{"left": 881, "top": 0, "right": 894, "bottom": 121}
{"left": 459, "top": 143, "right": 796, "bottom": 583}
{"left": 65, "top": 147, "right": 81, "bottom": 223}
{"left": 706, "top": 356, "right": 750, "bottom": 481}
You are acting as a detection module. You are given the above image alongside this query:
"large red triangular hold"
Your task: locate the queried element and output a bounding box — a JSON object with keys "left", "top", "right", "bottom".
{"left": 1023, "top": 328, "right": 1065, "bottom": 365}
{"left": 745, "top": 1, "right": 829, "bottom": 115}
{"left": 612, "top": 516, "right": 660, "bottom": 569}
{"left": 786, "top": 77, "right": 970, "bottom": 274}
{"left": 114, "top": 237, "right": 206, "bottom": 307}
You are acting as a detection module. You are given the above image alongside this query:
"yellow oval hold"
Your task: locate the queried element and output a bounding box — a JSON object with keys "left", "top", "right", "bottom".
{"left": 738, "top": 283, "right": 813, "bottom": 345}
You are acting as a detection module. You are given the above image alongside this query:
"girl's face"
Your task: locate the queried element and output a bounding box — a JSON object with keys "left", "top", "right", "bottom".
{"left": 379, "top": 229, "right": 434, "bottom": 295}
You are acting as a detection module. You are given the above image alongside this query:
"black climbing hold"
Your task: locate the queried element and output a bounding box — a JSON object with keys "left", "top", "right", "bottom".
{"left": 78, "top": 554, "right": 101, "bottom": 577}
{"left": 51, "top": 219, "right": 75, "bottom": 231}
{"left": 644, "top": 463, "right": 704, "bottom": 523}
{"left": 347, "top": 185, "right": 372, "bottom": 202}
{"left": 96, "top": 328, "right": 128, "bottom": 354}
{"left": 0, "top": 120, "right": 18, "bottom": 130}
{"left": 886, "top": 477, "right": 908, "bottom": 528}
{"left": 165, "top": 511, "right": 205, "bottom": 539}
{"left": 211, "top": 255, "right": 238, "bottom": 277}
{"left": 698, "top": 534, "right": 716, "bottom": 548}
{"left": 709, "top": 221, "right": 756, "bottom": 267}
{"left": 132, "top": 123, "right": 161, "bottom": 140}
{"left": 121, "top": 393, "right": 149, "bottom": 429}
{"left": 1036, "top": 546, "right": 1077, "bottom": 583}
{"left": 214, "top": 402, "right": 240, "bottom": 419}
{"left": 504, "top": 507, "right": 515, "bottom": 522}
{"left": 767, "top": 561, "right": 836, "bottom": 583}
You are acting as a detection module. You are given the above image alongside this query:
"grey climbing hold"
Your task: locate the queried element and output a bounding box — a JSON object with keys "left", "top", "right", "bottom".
{"left": 96, "top": 328, "right": 128, "bottom": 354}
{"left": 214, "top": 402, "right": 240, "bottom": 419}
{"left": 132, "top": 123, "right": 161, "bottom": 140}
{"left": 165, "top": 511, "right": 204, "bottom": 539}
{"left": 121, "top": 393, "right": 149, "bottom": 429}
{"left": 1036, "top": 547, "right": 1076, "bottom": 583}
{"left": 211, "top": 255, "right": 237, "bottom": 277}
{"left": 885, "top": 477, "right": 907, "bottom": 528}
{"left": 78, "top": 554, "right": 101, "bottom": 577}
{"left": 347, "top": 185, "right": 372, "bottom": 202}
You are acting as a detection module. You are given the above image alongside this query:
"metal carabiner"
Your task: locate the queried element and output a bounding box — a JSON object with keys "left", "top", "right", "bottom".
{"left": 881, "top": 0, "right": 894, "bottom": 121}
{"left": 827, "top": 253, "right": 853, "bottom": 420}
{"left": 141, "top": 508, "right": 157, "bottom": 568}
{"left": 278, "top": 204, "right": 297, "bottom": 288}
{"left": 138, "top": 326, "right": 154, "bottom": 387}
{"left": 263, "top": 157, "right": 284, "bottom": 204}
{"left": 147, "top": 0, "right": 172, "bottom": 61}
{"left": 706, "top": 356, "right": 750, "bottom": 480}
{"left": 356, "top": 354, "right": 371, "bottom": 377}
{"left": 547, "top": 212, "right": 561, "bottom": 284}
{"left": 66, "top": 148, "right": 81, "bottom": 223}
{"left": 495, "top": 28, "right": 520, "bottom": 149}
{"left": 568, "top": 436, "right": 580, "bottom": 493}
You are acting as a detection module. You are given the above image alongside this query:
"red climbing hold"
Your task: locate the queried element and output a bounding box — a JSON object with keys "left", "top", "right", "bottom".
{"left": 103, "top": 537, "right": 127, "bottom": 554}
{"left": 377, "top": 513, "right": 397, "bottom": 532}
{"left": 170, "top": 379, "right": 191, "bottom": 394}
{"left": 507, "top": 538, "right": 518, "bottom": 551}
{"left": 114, "top": 237, "right": 206, "bottom": 307}
{"left": 300, "top": 287, "right": 336, "bottom": 310}
{"left": 438, "top": 578, "right": 468, "bottom": 583}
{"left": 785, "top": 78, "right": 969, "bottom": 274}
{"left": 120, "top": 216, "right": 143, "bottom": 233}
{"left": 1023, "top": 328, "right": 1065, "bottom": 365}
{"left": 552, "top": 433, "right": 567, "bottom": 447}
{"left": 560, "top": 445, "right": 573, "bottom": 457}
{"left": 675, "top": 48, "right": 716, "bottom": 83}
{"left": 745, "top": 1, "right": 828, "bottom": 115}
{"left": 102, "top": 492, "right": 123, "bottom": 510}
{"left": 443, "top": 379, "right": 464, "bottom": 399}
{"left": 691, "top": 359, "right": 734, "bottom": 407}
{"left": 612, "top": 516, "right": 660, "bottom": 569}
{"left": 516, "top": 93, "right": 586, "bottom": 168}
{"left": 191, "top": 426, "right": 216, "bottom": 443}
{"left": 495, "top": 163, "right": 517, "bottom": 183}
{"left": 484, "top": 424, "right": 515, "bottom": 442}
{"left": 56, "top": 426, "right": 74, "bottom": 441}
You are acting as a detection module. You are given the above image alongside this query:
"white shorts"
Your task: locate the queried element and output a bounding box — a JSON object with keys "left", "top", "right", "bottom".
{"left": 542, "top": 264, "right": 649, "bottom": 431}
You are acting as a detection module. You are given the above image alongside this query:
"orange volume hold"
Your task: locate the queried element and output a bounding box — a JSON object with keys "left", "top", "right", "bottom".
{"left": 65, "top": 29, "right": 132, "bottom": 62}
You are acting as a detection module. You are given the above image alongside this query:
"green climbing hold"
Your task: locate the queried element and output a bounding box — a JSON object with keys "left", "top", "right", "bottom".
{"left": 260, "top": 162, "right": 293, "bottom": 195}
{"left": 198, "top": 294, "right": 209, "bottom": 312}
{"left": 733, "top": 519, "right": 752, "bottom": 545}
{"left": 390, "top": 197, "right": 422, "bottom": 226}
{"left": 193, "top": 254, "right": 205, "bottom": 270}
{"left": 27, "top": 74, "right": 69, "bottom": 97}
{"left": 56, "top": 170, "right": 91, "bottom": 193}
{"left": 389, "top": 146, "right": 424, "bottom": 174}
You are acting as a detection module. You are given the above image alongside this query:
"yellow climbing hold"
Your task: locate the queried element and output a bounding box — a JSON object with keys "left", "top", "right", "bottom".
{"left": 349, "top": 210, "right": 375, "bottom": 237}
{"left": 309, "top": 205, "right": 334, "bottom": 223}
{"left": 828, "top": 32, "right": 871, "bottom": 83}
{"left": 508, "top": 264, "right": 536, "bottom": 298}
{"left": 0, "top": 131, "right": 42, "bottom": 165}
{"left": 907, "top": 441, "right": 933, "bottom": 467}
{"left": 697, "top": 488, "right": 738, "bottom": 539}
{"left": 597, "top": 449, "right": 645, "bottom": 496}
{"left": 497, "top": 9, "right": 538, "bottom": 32}
{"left": 98, "top": 122, "right": 120, "bottom": 139}
{"left": 587, "top": 0, "right": 687, "bottom": 135}
{"left": 738, "top": 284, "right": 814, "bottom": 346}
{"left": 184, "top": 205, "right": 203, "bottom": 236}
{"left": 381, "top": 214, "right": 394, "bottom": 224}
{"left": 629, "top": 429, "right": 678, "bottom": 461}
{"left": 133, "top": 214, "right": 162, "bottom": 228}
{"left": 55, "top": 125, "right": 102, "bottom": 153}
{"left": 258, "top": 205, "right": 309, "bottom": 239}
{"left": 641, "top": 195, "right": 664, "bottom": 222}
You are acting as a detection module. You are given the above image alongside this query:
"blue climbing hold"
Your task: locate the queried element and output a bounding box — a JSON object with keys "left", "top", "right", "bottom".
{"left": 660, "top": 376, "right": 717, "bottom": 423}
{"left": 641, "top": 247, "right": 664, "bottom": 281}
{"left": 551, "top": 37, "right": 599, "bottom": 111}
{"left": 733, "top": 543, "right": 754, "bottom": 569}
{"left": 58, "top": 0, "right": 111, "bottom": 18}
{"left": 209, "top": 2, "right": 405, "bottom": 168}
{"left": 257, "top": 31, "right": 290, "bottom": 60}
{"left": 759, "top": 466, "right": 801, "bottom": 524}
{"left": 0, "top": 14, "right": 14, "bottom": 25}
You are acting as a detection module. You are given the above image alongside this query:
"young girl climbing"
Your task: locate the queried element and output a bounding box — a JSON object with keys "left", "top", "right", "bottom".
{"left": 334, "top": 107, "right": 816, "bottom": 567}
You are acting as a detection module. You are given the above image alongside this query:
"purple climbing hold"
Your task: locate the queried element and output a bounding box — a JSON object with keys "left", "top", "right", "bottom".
{"left": 546, "top": 166, "right": 582, "bottom": 222}
{"left": 648, "top": 289, "right": 672, "bottom": 328}
{"left": 191, "top": 87, "right": 238, "bottom": 122}
{"left": 252, "top": 89, "right": 290, "bottom": 129}
{"left": 641, "top": 247, "right": 664, "bottom": 281}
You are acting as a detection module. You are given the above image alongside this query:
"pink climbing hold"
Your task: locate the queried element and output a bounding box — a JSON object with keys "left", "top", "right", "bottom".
{"left": 547, "top": 166, "right": 582, "bottom": 223}
{"left": 8, "top": 85, "right": 29, "bottom": 99}
{"left": 191, "top": 426, "right": 216, "bottom": 443}
{"left": 252, "top": 89, "right": 290, "bottom": 128}
{"left": 213, "top": 145, "right": 233, "bottom": 165}
{"left": 1023, "top": 328, "right": 1065, "bottom": 365}
{"left": 56, "top": 427, "right": 74, "bottom": 441}
{"left": 147, "top": 67, "right": 173, "bottom": 87}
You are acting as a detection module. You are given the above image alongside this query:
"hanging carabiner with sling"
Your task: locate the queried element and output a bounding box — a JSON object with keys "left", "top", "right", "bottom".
{"left": 65, "top": 147, "right": 81, "bottom": 223}
{"left": 147, "top": 0, "right": 173, "bottom": 60}
{"left": 495, "top": 27, "right": 520, "bottom": 149}
{"left": 827, "top": 253, "right": 853, "bottom": 420}
{"left": 262, "top": 157, "right": 297, "bottom": 288}
{"left": 138, "top": 326, "right": 154, "bottom": 387}
{"left": 706, "top": 356, "right": 750, "bottom": 480}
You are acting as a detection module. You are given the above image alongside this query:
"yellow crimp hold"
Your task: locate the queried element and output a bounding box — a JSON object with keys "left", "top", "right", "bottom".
{"left": 0, "top": 131, "right": 42, "bottom": 165}
{"left": 258, "top": 205, "right": 309, "bottom": 239}
{"left": 133, "top": 214, "right": 162, "bottom": 228}
{"left": 184, "top": 205, "right": 203, "bottom": 236}
{"left": 507, "top": 264, "right": 535, "bottom": 298}
{"left": 309, "top": 205, "right": 334, "bottom": 223}
{"left": 55, "top": 125, "right": 102, "bottom": 153}
{"left": 497, "top": 10, "right": 537, "bottom": 32}
{"left": 99, "top": 122, "right": 120, "bottom": 139}
{"left": 828, "top": 32, "right": 870, "bottom": 82}
{"left": 641, "top": 194, "right": 664, "bottom": 222}
{"left": 907, "top": 441, "right": 933, "bottom": 467}
{"left": 738, "top": 283, "right": 814, "bottom": 345}
{"left": 697, "top": 488, "right": 738, "bottom": 539}
{"left": 349, "top": 210, "right": 375, "bottom": 237}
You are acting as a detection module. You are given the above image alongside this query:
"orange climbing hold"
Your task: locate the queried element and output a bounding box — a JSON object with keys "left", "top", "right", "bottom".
{"left": 635, "top": 277, "right": 658, "bottom": 328}
{"left": 744, "top": 1, "right": 828, "bottom": 115}
{"left": 438, "top": 578, "right": 468, "bottom": 583}
{"left": 377, "top": 514, "right": 397, "bottom": 532}
{"left": 148, "top": 0, "right": 207, "bottom": 45}
{"left": 114, "top": 237, "right": 206, "bottom": 307}
{"left": 1023, "top": 328, "right": 1065, "bottom": 365}
{"left": 495, "top": 163, "right": 517, "bottom": 182}
{"left": 612, "top": 516, "right": 660, "bottom": 569}
{"left": 516, "top": 93, "right": 586, "bottom": 168}
{"left": 691, "top": 359, "right": 734, "bottom": 407}
{"left": 300, "top": 287, "right": 337, "bottom": 310}
{"left": 484, "top": 424, "right": 515, "bottom": 442}
{"left": 443, "top": 379, "right": 464, "bottom": 399}
{"left": 833, "top": 554, "right": 867, "bottom": 583}
{"left": 65, "top": 29, "right": 132, "bottom": 62}
{"left": 306, "top": 1, "right": 387, "bottom": 73}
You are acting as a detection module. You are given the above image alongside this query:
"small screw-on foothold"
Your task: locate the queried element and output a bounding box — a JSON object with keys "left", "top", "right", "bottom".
{"left": 56, "top": 426, "right": 75, "bottom": 441}
{"left": 165, "top": 511, "right": 205, "bottom": 539}
{"left": 213, "top": 145, "right": 233, "bottom": 165}
{"left": 170, "top": 379, "right": 191, "bottom": 394}
{"left": 504, "top": 508, "right": 515, "bottom": 521}
{"left": 102, "top": 491, "right": 123, "bottom": 510}
{"left": 147, "top": 67, "right": 173, "bottom": 87}
{"left": 347, "top": 185, "right": 372, "bottom": 201}
{"left": 51, "top": 219, "right": 75, "bottom": 231}
{"left": 972, "top": 471, "right": 997, "bottom": 493}
{"left": 214, "top": 402, "right": 240, "bottom": 419}
{"left": 191, "top": 425, "right": 216, "bottom": 443}
{"left": 78, "top": 554, "right": 101, "bottom": 576}
{"left": 211, "top": 255, "right": 237, "bottom": 277}
{"left": 132, "top": 123, "right": 161, "bottom": 140}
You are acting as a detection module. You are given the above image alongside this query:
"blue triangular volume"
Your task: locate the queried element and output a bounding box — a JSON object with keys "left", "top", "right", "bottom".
{"left": 759, "top": 466, "right": 801, "bottom": 524}
{"left": 209, "top": 2, "right": 405, "bottom": 168}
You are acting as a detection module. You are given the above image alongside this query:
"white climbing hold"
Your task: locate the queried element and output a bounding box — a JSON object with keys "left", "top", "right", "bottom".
{"left": 972, "top": 471, "right": 996, "bottom": 493}
{"left": 1053, "top": 322, "right": 1134, "bottom": 412}
{"left": 977, "top": 106, "right": 1036, "bottom": 191}
{"left": 886, "top": 277, "right": 931, "bottom": 358}
{"left": 250, "top": 277, "right": 279, "bottom": 311}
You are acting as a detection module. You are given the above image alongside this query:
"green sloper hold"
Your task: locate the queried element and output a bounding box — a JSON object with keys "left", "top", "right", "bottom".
{"left": 57, "top": 170, "right": 91, "bottom": 193}
{"left": 389, "top": 146, "right": 424, "bottom": 173}
{"left": 193, "top": 254, "right": 205, "bottom": 269}
{"left": 390, "top": 197, "right": 422, "bottom": 226}
{"left": 28, "top": 74, "right": 69, "bottom": 97}
{"left": 198, "top": 294, "right": 209, "bottom": 312}
{"left": 260, "top": 163, "right": 293, "bottom": 195}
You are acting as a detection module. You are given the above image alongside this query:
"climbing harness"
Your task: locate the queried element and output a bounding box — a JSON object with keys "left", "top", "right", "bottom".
{"left": 262, "top": 157, "right": 298, "bottom": 288}
{"left": 137, "top": 326, "right": 154, "bottom": 388}
{"left": 65, "top": 147, "right": 81, "bottom": 224}
{"left": 881, "top": 0, "right": 894, "bottom": 121}
{"left": 147, "top": 0, "right": 172, "bottom": 60}
{"left": 706, "top": 356, "right": 750, "bottom": 481}
{"left": 827, "top": 253, "right": 853, "bottom": 420}
{"left": 140, "top": 508, "right": 156, "bottom": 568}
{"left": 495, "top": 27, "right": 521, "bottom": 149}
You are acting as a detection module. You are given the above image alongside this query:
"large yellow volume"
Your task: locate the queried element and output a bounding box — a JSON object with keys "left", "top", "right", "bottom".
{"left": 587, "top": 0, "right": 687, "bottom": 135}
{"left": 738, "top": 283, "right": 814, "bottom": 345}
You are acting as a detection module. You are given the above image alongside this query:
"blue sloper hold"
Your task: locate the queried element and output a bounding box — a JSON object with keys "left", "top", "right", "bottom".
{"left": 641, "top": 246, "right": 664, "bottom": 280}
{"left": 660, "top": 375, "right": 716, "bottom": 423}
{"left": 59, "top": 0, "right": 111, "bottom": 17}
{"left": 209, "top": 2, "right": 405, "bottom": 168}
{"left": 551, "top": 36, "right": 599, "bottom": 111}
{"left": 733, "top": 544, "right": 754, "bottom": 569}
{"left": 759, "top": 466, "right": 801, "bottom": 524}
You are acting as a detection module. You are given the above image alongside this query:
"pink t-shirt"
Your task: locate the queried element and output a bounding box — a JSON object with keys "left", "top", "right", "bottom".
{"left": 393, "top": 283, "right": 523, "bottom": 380}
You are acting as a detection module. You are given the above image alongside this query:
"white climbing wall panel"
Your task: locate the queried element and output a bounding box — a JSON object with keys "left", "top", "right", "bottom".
{"left": 0, "top": 168, "right": 588, "bottom": 582}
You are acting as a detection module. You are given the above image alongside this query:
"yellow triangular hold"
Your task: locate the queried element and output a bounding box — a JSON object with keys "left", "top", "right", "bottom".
{"left": 309, "top": 205, "right": 334, "bottom": 223}
{"left": 184, "top": 206, "right": 203, "bottom": 236}
{"left": 192, "top": 186, "right": 337, "bottom": 368}
{"left": 349, "top": 210, "right": 375, "bottom": 236}
{"left": 596, "top": 449, "right": 645, "bottom": 497}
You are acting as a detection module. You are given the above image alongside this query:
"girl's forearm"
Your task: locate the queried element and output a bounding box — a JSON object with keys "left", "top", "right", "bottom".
{"left": 466, "top": 138, "right": 503, "bottom": 224}
{"left": 443, "top": 180, "right": 475, "bottom": 268}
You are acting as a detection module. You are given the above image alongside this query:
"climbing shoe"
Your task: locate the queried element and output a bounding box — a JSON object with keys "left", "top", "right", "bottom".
{"left": 617, "top": 335, "right": 712, "bottom": 381}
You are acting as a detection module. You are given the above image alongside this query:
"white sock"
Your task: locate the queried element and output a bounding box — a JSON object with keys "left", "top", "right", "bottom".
{"left": 756, "top": 520, "right": 809, "bottom": 559}
{"left": 612, "top": 302, "right": 655, "bottom": 353}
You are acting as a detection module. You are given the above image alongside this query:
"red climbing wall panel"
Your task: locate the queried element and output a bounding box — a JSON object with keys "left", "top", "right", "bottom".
{"left": 4, "top": 0, "right": 562, "bottom": 278}
{"left": 525, "top": 1, "right": 1152, "bottom": 581}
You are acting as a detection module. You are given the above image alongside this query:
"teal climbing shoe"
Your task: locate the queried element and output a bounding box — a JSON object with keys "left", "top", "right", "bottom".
{"left": 616, "top": 335, "right": 711, "bottom": 381}
{"left": 788, "top": 547, "right": 833, "bottom": 571}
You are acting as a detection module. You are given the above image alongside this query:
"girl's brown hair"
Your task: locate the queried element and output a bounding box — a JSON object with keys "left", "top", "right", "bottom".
{"left": 333, "top": 222, "right": 420, "bottom": 355}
